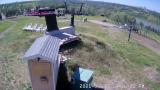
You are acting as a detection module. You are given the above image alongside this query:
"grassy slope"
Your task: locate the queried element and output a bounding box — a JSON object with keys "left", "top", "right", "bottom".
{"left": 138, "top": 28, "right": 160, "bottom": 43}
{"left": 0, "top": 16, "right": 160, "bottom": 90}
{"left": 147, "top": 30, "right": 160, "bottom": 43}
{"left": 73, "top": 20, "right": 160, "bottom": 89}
{"left": 78, "top": 15, "right": 160, "bottom": 43}
{"left": 0, "top": 21, "right": 13, "bottom": 33}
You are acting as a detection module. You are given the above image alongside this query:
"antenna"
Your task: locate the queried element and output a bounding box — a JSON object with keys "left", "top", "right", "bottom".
{"left": 64, "top": 0, "right": 68, "bottom": 14}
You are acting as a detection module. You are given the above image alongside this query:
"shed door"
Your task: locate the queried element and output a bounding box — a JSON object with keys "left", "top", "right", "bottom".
{"left": 29, "top": 61, "right": 54, "bottom": 90}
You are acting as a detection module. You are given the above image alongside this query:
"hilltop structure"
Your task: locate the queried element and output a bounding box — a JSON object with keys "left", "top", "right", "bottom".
{"left": 24, "top": 8, "right": 80, "bottom": 90}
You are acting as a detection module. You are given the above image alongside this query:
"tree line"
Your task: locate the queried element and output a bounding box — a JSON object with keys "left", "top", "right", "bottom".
{"left": 0, "top": 0, "right": 159, "bottom": 35}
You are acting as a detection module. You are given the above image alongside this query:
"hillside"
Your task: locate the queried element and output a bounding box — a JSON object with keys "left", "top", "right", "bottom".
{"left": 0, "top": 0, "right": 160, "bottom": 90}
{"left": 0, "top": 15, "right": 159, "bottom": 90}
{"left": 0, "top": 0, "right": 160, "bottom": 33}
{"left": 0, "top": 0, "right": 160, "bottom": 23}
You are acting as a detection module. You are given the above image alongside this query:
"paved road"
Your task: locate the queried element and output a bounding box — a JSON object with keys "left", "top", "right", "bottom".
{"left": 0, "top": 21, "right": 17, "bottom": 39}
{"left": 89, "top": 20, "right": 160, "bottom": 55}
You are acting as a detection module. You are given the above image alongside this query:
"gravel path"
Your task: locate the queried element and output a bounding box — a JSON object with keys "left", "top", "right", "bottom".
{"left": 89, "top": 20, "right": 160, "bottom": 55}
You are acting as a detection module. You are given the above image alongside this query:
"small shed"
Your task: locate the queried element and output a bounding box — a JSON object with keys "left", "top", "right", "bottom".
{"left": 24, "top": 35, "right": 61, "bottom": 90}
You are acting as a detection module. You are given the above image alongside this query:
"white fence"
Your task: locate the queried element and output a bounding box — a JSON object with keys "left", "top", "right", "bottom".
{"left": 23, "top": 23, "right": 47, "bottom": 32}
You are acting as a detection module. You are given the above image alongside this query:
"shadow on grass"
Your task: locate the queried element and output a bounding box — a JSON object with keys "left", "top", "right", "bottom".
{"left": 56, "top": 63, "right": 71, "bottom": 90}
{"left": 60, "top": 40, "right": 83, "bottom": 51}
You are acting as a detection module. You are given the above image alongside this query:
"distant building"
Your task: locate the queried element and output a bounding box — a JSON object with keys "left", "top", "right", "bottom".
{"left": 0, "top": 13, "right": 6, "bottom": 20}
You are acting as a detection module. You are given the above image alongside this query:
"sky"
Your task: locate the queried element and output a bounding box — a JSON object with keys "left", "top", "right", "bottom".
{"left": 92, "top": 0, "right": 160, "bottom": 13}
{"left": 0, "top": 0, "right": 32, "bottom": 4}
{"left": 0, "top": 0, "right": 160, "bottom": 13}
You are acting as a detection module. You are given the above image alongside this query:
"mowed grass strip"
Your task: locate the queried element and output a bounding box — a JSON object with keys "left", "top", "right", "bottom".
{"left": 0, "top": 21, "right": 13, "bottom": 33}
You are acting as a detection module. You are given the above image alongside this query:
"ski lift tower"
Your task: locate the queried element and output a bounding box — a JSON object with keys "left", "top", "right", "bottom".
{"left": 27, "top": 8, "right": 80, "bottom": 44}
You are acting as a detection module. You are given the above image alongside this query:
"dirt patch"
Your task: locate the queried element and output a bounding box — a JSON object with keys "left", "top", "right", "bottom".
{"left": 89, "top": 20, "right": 160, "bottom": 55}
{"left": 144, "top": 67, "right": 160, "bottom": 83}
{"left": 132, "top": 33, "right": 160, "bottom": 54}
{"left": 93, "top": 73, "right": 146, "bottom": 90}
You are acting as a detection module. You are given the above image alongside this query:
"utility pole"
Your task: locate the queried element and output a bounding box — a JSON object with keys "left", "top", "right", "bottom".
{"left": 0, "top": 13, "right": 2, "bottom": 20}
{"left": 70, "top": 8, "right": 75, "bottom": 27}
{"left": 79, "top": 3, "right": 85, "bottom": 15}
{"left": 64, "top": 0, "right": 68, "bottom": 14}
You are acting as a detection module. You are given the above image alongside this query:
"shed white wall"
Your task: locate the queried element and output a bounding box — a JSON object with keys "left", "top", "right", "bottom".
{"left": 28, "top": 60, "right": 57, "bottom": 90}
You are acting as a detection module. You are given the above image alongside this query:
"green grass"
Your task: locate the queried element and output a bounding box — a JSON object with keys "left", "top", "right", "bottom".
{"left": 147, "top": 30, "right": 160, "bottom": 43}
{"left": 0, "top": 21, "right": 13, "bottom": 33}
{"left": 0, "top": 16, "right": 69, "bottom": 90}
{"left": 0, "top": 16, "right": 160, "bottom": 90}
{"left": 138, "top": 29, "right": 160, "bottom": 43}
{"left": 0, "top": 17, "right": 42, "bottom": 90}
{"left": 76, "top": 22, "right": 160, "bottom": 67}
{"left": 74, "top": 21, "right": 160, "bottom": 89}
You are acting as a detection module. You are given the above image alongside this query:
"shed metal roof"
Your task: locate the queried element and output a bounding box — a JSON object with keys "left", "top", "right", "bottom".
{"left": 24, "top": 35, "right": 61, "bottom": 62}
